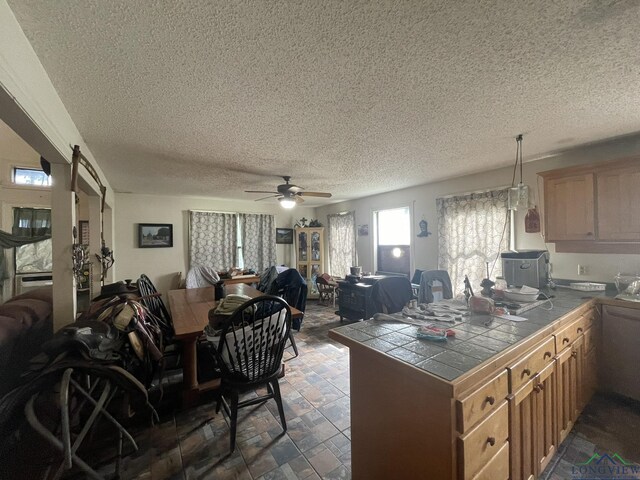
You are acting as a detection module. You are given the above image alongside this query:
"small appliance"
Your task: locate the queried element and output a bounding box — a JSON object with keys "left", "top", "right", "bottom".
{"left": 501, "top": 250, "right": 549, "bottom": 288}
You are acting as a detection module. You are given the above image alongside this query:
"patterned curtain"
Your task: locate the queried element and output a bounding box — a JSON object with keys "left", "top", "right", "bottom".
{"left": 189, "top": 211, "right": 237, "bottom": 270}
{"left": 327, "top": 211, "right": 357, "bottom": 277}
{"left": 437, "top": 189, "right": 510, "bottom": 295}
{"left": 240, "top": 213, "right": 276, "bottom": 272}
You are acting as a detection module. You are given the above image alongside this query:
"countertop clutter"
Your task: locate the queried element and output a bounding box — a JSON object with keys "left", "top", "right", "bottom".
{"left": 330, "top": 288, "right": 610, "bottom": 381}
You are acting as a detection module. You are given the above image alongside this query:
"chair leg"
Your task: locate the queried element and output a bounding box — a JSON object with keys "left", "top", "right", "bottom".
{"left": 270, "top": 379, "right": 287, "bottom": 432}
{"left": 288, "top": 330, "right": 299, "bottom": 358}
{"left": 228, "top": 389, "right": 239, "bottom": 453}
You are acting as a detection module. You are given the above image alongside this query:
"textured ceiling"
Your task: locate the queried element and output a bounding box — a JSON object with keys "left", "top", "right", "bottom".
{"left": 7, "top": 0, "right": 640, "bottom": 205}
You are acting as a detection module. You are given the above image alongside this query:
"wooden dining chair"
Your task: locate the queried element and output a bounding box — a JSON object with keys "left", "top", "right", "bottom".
{"left": 212, "top": 295, "right": 291, "bottom": 453}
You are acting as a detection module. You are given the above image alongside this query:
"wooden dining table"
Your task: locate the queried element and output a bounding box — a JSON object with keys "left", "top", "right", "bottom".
{"left": 167, "top": 283, "right": 303, "bottom": 406}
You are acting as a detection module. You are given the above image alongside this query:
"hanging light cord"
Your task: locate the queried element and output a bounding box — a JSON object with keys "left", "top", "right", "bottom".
{"left": 517, "top": 134, "right": 524, "bottom": 184}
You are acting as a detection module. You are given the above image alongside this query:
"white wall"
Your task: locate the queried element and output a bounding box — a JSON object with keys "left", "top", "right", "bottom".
{"left": 114, "top": 193, "right": 317, "bottom": 296}
{"left": 316, "top": 134, "right": 640, "bottom": 286}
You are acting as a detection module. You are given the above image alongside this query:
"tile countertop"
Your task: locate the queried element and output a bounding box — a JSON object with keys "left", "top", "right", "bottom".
{"left": 330, "top": 288, "right": 637, "bottom": 383}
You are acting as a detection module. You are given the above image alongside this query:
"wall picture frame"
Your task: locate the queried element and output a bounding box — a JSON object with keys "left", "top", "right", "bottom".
{"left": 138, "top": 223, "right": 173, "bottom": 248}
{"left": 275, "top": 228, "right": 294, "bottom": 244}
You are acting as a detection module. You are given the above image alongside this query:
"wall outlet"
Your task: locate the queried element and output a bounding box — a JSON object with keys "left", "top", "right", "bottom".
{"left": 578, "top": 264, "right": 587, "bottom": 275}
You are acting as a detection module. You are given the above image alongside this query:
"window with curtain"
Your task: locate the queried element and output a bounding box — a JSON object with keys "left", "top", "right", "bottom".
{"left": 327, "top": 211, "right": 357, "bottom": 278}
{"left": 437, "top": 189, "right": 510, "bottom": 295}
{"left": 189, "top": 211, "right": 238, "bottom": 270}
{"left": 240, "top": 213, "right": 276, "bottom": 272}
{"left": 13, "top": 207, "right": 53, "bottom": 273}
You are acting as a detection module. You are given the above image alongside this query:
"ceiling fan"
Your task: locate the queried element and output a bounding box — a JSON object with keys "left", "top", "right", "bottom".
{"left": 245, "top": 176, "right": 332, "bottom": 208}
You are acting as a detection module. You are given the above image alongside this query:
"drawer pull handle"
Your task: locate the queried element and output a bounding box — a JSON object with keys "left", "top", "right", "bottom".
{"left": 544, "top": 351, "right": 552, "bottom": 359}
{"left": 538, "top": 383, "right": 545, "bottom": 391}
{"left": 572, "top": 351, "right": 578, "bottom": 358}
{"left": 487, "top": 437, "right": 496, "bottom": 447}
{"left": 485, "top": 395, "right": 495, "bottom": 405}
{"left": 563, "top": 338, "right": 570, "bottom": 344}
{"left": 522, "top": 368, "right": 531, "bottom": 377}
{"left": 577, "top": 327, "right": 583, "bottom": 333}
{"left": 534, "top": 384, "right": 541, "bottom": 393}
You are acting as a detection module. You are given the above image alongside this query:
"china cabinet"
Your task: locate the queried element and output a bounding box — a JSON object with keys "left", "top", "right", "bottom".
{"left": 295, "top": 227, "right": 324, "bottom": 296}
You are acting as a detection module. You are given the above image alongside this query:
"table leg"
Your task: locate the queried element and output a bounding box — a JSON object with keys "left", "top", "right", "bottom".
{"left": 182, "top": 338, "right": 199, "bottom": 407}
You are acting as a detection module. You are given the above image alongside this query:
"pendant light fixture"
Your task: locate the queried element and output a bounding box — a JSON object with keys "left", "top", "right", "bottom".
{"left": 508, "top": 134, "right": 529, "bottom": 210}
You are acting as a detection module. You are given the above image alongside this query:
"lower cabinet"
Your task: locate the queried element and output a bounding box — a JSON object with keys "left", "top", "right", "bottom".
{"left": 508, "top": 361, "right": 557, "bottom": 480}
{"left": 556, "top": 335, "right": 584, "bottom": 444}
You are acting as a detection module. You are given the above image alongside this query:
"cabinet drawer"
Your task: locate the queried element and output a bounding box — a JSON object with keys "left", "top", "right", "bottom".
{"left": 508, "top": 337, "right": 555, "bottom": 392}
{"left": 555, "top": 310, "right": 594, "bottom": 352}
{"left": 507, "top": 337, "right": 555, "bottom": 393}
{"left": 471, "top": 441, "right": 509, "bottom": 480}
{"left": 457, "top": 370, "right": 508, "bottom": 433}
{"left": 458, "top": 401, "right": 509, "bottom": 480}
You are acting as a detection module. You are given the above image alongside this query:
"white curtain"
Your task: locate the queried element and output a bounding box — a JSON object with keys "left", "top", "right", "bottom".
{"left": 189, "top": 211, "right": 237, "bottom": 270}
{"left": 437, "top": 189, "right": 510, "bottom": 295}
{"left": 240, "top": 213, "right": 276, "bottom": 272}
{"left": 328, "top": 211, "right": 357, "bottom": 277}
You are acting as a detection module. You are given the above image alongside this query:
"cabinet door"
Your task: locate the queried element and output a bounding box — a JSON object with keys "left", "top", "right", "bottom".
{"left": 533, "top": 362, "right": 557, "bottom": 475}
{"left": 509, "top": 361, "right": 557, "bottom": 480}
{"left": 508, "top": 381, "right": 536, "bottom": 480}
{"left": 555, "top": 336, "right": 583, "bottom": 443}
{"left": 545, "top": 173, "right": 595, "bottom": 241}
{"left": 597, "top": 165, "right": 640, "bottom": 241}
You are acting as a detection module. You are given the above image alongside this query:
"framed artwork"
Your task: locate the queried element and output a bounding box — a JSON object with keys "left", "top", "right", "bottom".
{"left": 138, "top": 223, "right": 173, "bottom": 248}
{"left": 276, "top": 228, "right": 294, "bottom": 244}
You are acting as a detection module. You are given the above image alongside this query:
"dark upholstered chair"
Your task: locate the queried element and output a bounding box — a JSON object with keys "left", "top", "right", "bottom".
{"left": 372, "top": 276, "right": 414, "bottom": 314}
{"left": 213, "top": 295, "right": 291, "bottom": 453}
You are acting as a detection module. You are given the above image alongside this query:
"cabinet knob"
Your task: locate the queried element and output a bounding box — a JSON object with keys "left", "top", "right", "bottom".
{"left": 485, "top": 395, "right": 495, "bottom": 405}
{"left": 544, "top": 351, "right": 552, "bottom": 359}
{"left": 563, "top": 337, "right": 570, "bottom": 344}
{"left": 533, "top": 385, "right": 541, "bottom": 393}
{"left": 487, "top": 437, "right": 496, "bottom": 447}
{"left": 572, "top": 351, "right": 578, "bottom": 358}
{"left": 522, "top": 368, "right": 531, "bottom": 377}
{"left": 538, "top": 383, "right": 545, "bottom": 391}
{"left": 577, "top": 327, "right": 583, "bottom": 333}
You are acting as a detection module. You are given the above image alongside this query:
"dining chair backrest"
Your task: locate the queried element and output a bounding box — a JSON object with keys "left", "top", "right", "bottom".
{"left": 137, "top": 274, "right": 174, "bottom": 339}
{"left": 372, "top": 276, "right": 413, "bottom": 314}
{"left": 215, "top": 295, "right": 291, "bottom": 383}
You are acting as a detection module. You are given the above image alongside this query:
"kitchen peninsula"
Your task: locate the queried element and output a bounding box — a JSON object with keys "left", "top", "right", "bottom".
{"left": 329, "top": 290, "right": 640, "bottom": 480}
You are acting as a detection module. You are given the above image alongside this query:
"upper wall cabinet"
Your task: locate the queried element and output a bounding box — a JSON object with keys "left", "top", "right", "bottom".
{"left": 538, "top": 158, "right": 640, "bottom": 254}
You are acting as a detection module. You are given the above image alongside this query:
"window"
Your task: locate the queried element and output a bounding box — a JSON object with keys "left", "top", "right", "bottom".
{"left": 436, "top": 189, "right": 510, "bottom": 295}
{"left": 374, "top": 207, "right": 411, "bottom": 276}
{"left": 327, "top": 211, "right": 357, "bottom": 277}
{"left": 13, "top": 207, "right": 52, "bottom": 273}
{"left": 13, "top": 167, "right": 51, "bottom": 187}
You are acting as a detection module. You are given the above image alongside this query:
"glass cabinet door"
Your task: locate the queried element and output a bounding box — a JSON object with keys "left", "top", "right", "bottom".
{"left": 311, "top": 231, "right": 321, "bottom": 261}
{"left": 298, "top": 232, "right": 308, "bottom": 261}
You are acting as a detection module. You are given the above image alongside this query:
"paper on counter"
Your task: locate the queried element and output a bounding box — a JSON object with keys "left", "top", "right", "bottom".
{"left": 494, "top": 313, "right": 528, "bottom": 322}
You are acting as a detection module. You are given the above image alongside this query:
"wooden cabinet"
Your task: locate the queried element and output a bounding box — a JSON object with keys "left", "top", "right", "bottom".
{"left": 544, "top": 173, "right": 595, "bottom": 241}
{"left": 597, "top": 163, "right": 640, "bottom": 241}
{"left": 538, "top": 157, "right": 640, "bottom": 253}
{"left": 507, "top": 341, "right": 557, "bottom": 480}
{"left": 295, "top": 227, "right": 324, "bottom": 296}
{"left": 555, "top": 335, "right": 583, "bottom": 443}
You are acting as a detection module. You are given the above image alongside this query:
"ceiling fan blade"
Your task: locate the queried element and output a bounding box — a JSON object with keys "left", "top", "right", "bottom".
{"left": 298, "top": 191, "right": 332, "bottom": 198}
{"left": 245, "top": 190, "right": 279, "bottom": 194}
{"left": 294, "top": 195, "right": 305, "bottom": 203}
{"left": 255, "top": 194, "right": 281, "bottom": 202}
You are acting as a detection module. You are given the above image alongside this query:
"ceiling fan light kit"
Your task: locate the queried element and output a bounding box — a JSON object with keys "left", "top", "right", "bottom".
{"left": 245, "top": 176, "right": 332, "bottom": 208}
{"left": 279, "top": 197, "right": 296, "bottom": 209}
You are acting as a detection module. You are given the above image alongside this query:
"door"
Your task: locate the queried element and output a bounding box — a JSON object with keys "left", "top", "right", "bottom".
{"left": 555, "top": 336, "right": 583, "bottom": 443}
{"left": 374, "top": 207, "right": 411, "bottom": 276}
{"left": 544, "top": 173, "right": 595, "bottom": 241}
{"left": 597, "top": 164, "right": 640, "bottom": 241}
